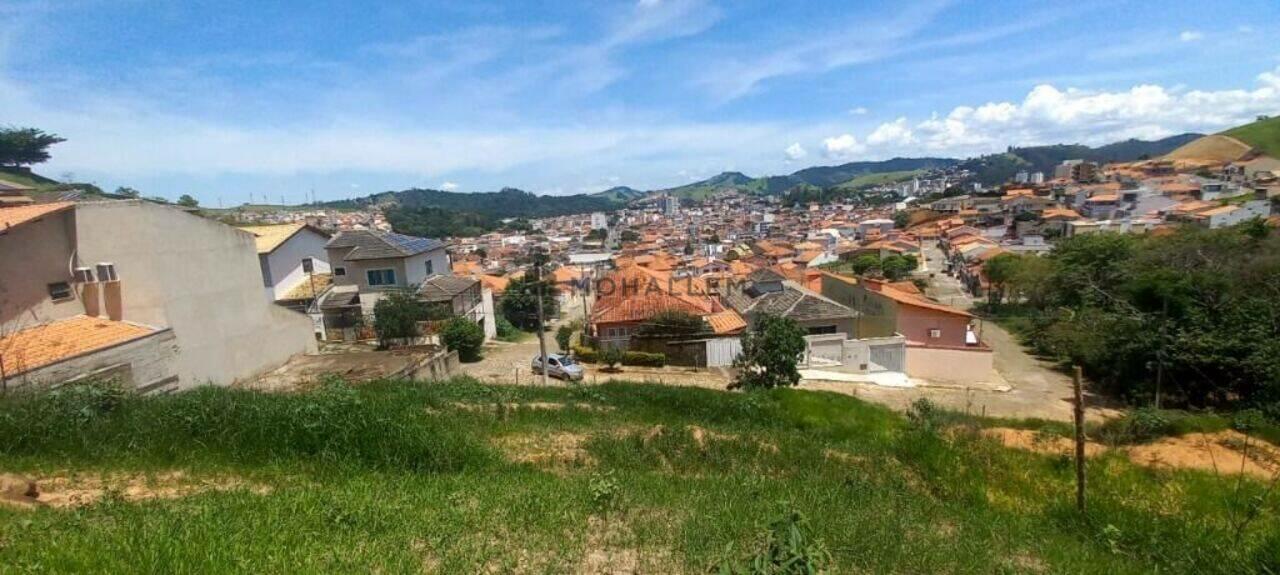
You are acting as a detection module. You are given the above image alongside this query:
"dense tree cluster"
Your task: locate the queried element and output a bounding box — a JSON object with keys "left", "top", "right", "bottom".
{"left": 0, "top": 127, "right": 65, "bottom": 167}
{"left": 990, "top": 220, "right": 1280, "bottom": 415}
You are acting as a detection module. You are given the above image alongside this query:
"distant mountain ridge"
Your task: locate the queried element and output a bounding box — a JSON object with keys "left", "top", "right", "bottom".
{"left": 320, "top": 132, "right": 1210, "bottom": 237}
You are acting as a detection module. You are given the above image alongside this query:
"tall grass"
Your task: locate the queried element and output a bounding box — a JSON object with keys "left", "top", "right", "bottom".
{"left": 0, "top": 379, "right": 493, "bottom": 472}
{"left": 0, "top": 377, "right": 1276, "bottom": 573}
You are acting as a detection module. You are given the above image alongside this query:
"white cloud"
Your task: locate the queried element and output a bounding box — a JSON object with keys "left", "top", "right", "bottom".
{"left": 440, "top": 181, "right": 459, "bottom": 191}
{"left": 784, "top": 142, "right": 808, "bottom": 161}
{"left": 822, "top": 134, "right": 865, "bottom": 160}
{"left": 848, "top": 107, "right": 869, "bottom": 115}
{"left": 1179, "top": 30, "right": 1204, "bottom": 42}
{"left": 866, "top": 117, "right": 914, "bottom": 146}
{"left": 827, "top": 66, "right": 1280, "bottom": 158}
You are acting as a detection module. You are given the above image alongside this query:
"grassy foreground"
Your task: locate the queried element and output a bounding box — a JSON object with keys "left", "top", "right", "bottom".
{"left": 0, "top": 378, "right": 1277, "bottom": 573}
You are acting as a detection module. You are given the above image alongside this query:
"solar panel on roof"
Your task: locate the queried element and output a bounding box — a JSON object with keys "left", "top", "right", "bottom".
{"left": 383, "top": 232, "right": 442, "bottom": 254}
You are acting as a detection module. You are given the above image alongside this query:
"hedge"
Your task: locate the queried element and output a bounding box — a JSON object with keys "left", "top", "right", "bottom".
{"left": 570, "top": 346, "right": 665, "bottom": 367}
{"left": 572, "top": 345, "right": 599, "bottom": 363}
{"left": 622, "top": 351, "right": 666, "bottom": 367}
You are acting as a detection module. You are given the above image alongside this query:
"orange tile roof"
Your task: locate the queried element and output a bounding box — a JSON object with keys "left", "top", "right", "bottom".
{"left": 706, "top": 310, "right": 747, "bottom": 334}
{"left": 0, "top": 201, "right": 73, "bottom": 233}
{"left": 477, "top": 274, "right": 510, "bottom": 294}
{"left": 865, "top": 280, "right": 972, "bottom": 318}
{"left": 1086, "top": 194, "right": 1119, "bottom": 203}
{"left": 0, "top": 315, "right": 160, "bottom": 376}
{"left": 236, "top": 223, "right": 307, "bottom": 254}
{"left": 1042, "top": 208, "right": 1082, "bottom": 220}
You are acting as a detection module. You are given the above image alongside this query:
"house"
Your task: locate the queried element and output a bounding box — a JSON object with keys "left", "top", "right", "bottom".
{"left": 1193, "top": 200, "right": 1271, "bottom": 229}
{"left": 419, "top": 274, "right": 496, "bottom": 340}
{"left": 324, "top": 230, "right": 450, "bottom": 308}
{"left": 0, "top": 200, "right": 315, "bottom": 392}
{"left": 590, "top": 264, "right": 719, "bottom": 350}
{"left": 722, "top": 269, "right": 858, "bottom": 336}
{"left": 237, "top": 223, "right": 331, "bottom": 302}
{"left": 820, "top": 272, "right": 995, "bottom": 384}
{"left": 929, "top": 195, "right": 973, "bottom": 213}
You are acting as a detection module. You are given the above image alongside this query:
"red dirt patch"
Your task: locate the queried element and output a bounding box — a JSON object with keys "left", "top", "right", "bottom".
{"left": 0, "top": 470, "right": 271, "bottom": 509}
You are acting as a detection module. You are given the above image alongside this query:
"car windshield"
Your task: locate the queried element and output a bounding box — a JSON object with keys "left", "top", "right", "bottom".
{"left": 558, "top": 357, "right": 577, "bottom": 366}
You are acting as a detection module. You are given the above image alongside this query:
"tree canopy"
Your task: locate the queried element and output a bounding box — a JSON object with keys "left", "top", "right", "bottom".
{"left": 0, "top": 127, "right": 65, "bottom": 167}
{"left": 499, "top": 273, "right": 559, "bottom": 331}
{"left": 992, "top": 221, "right": 1280, "bottom": 414}
{"left": 730, "top": 314, "right": 807, "bottom": 390}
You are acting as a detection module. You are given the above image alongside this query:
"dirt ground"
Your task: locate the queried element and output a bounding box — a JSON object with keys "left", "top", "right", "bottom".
{"left": 981, "top": 427, "right": 1280, "bottom": 479}
{"left": 240, "top": 343, "right": 442, "bottom": 392}
{"left": 0, "top": 471, "right": 270, "bottom": 510}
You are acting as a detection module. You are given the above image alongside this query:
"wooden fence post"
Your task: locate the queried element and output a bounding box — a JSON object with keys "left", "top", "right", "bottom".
{"left": 1073, "top": 364, "right": 1086, "bottom": 513}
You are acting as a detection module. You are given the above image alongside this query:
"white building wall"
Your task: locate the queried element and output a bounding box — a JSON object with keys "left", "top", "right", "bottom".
{"left": 403, "top": 249, "right": 451, "bottom": 286}
{"left": 74, "top": 201, "right": 316, "bottom": 388}
{"left": 265, "top": 229, "right": 331, "bottom": 300}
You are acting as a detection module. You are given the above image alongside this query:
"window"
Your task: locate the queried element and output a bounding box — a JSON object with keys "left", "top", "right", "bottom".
{"left": 366, "top": 269, "right": 397, "bottom": 286}
{"left": 302, "top": 257, "right": 314, "bottom": 274}
{"left": 48, "top": 282, "right": 72, "bottom": 302}
{"left": 807, "top": 325, "right": 838, "bottom": 335}
{"left": 928, "top": 328, "right": 942, "bottom": 339}
{"left": 333, "top": 267, "right": 346, "bottom": 277}
{"left": 425, "top": 259, "right": 434, "bottom": 275}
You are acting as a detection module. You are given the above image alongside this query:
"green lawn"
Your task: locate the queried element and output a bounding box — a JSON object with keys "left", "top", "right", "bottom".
{"left": 1222, "top": 115, "right": 1280, "bottom": 158}
{"left": 834, "top": 170, "right": 925, "bottom": 190}
{"left": 0, "top": 379, "right": 1276, "bottom": 573}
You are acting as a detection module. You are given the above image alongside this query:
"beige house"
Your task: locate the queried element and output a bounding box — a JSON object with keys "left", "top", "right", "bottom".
{"left": 0, "top": 200, "right": 316, "bottom": 392}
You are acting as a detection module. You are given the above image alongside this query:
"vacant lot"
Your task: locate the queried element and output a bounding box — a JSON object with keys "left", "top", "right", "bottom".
{"left": 0, "top": 379, "right": 1277, "bottom": 573}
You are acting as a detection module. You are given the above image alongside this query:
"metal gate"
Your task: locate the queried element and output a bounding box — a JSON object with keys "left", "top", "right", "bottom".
{"left": 868, "top": 341, "right": 905, "bottom": 373}
{"left": 706, "top": 338, "right": 743, "bottom": 367}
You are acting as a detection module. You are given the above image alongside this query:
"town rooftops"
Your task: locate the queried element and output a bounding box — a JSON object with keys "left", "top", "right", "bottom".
{"left": 0, "top": 315, "right": 163, "bottom": 376}
{"left": 418, "top": 274, "right": 480, "bottom": 302}
{"left": 237, "top": 223, "right": 329, "bottom": 254}
{"left": 723, "top": 271, "right": 857, "bottom": 323}
{"left": 0, "top": 201, "right": 73, "bottom": 234}
{"left": 326, "top": 229, "right": 444, "bottom": 260}
{"left": 706, "top": 310, "right": 747, "bottom": 335}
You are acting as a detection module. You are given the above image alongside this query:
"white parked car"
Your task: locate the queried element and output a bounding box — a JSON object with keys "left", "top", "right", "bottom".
{"left": 531, "top": 353, "right": 584, "bottom": 381}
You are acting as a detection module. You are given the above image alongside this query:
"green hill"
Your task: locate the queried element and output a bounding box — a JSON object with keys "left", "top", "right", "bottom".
{"left": 1222, "top": 115, "right": 1280, "bottom": 158}
{"left": 327, "top": 187, "right": 623, "bottom": 237}
{"left": 0, "top": 377, "right": 1274, "bottom": 572}
{"left": 591, "top": 186, "right": 646, "bottom": 203}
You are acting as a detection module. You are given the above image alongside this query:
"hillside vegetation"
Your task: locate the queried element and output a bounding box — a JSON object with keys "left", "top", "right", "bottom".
{"left": 0, "top": 379, "right": 1276, "bottom": 573}
{"left": 1222, "top": 115, "right": 1280, "bottom": 158}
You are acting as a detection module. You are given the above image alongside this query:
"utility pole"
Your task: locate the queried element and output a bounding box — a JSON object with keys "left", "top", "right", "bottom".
{"left": 1072, "top": 365, "right": 1087, "bottom": 513}
{"left": 535, "top": 256, "right": 549, "bottom": 386}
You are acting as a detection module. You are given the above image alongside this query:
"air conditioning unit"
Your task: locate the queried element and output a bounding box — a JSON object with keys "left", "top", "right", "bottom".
{"left": 73, "top": 267, "right": 96, "bottom": 283}
{"left": 96, "top": 262, "right": 118, "bottom": 282}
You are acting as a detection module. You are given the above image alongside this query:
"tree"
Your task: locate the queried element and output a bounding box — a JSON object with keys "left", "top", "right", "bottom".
{"left": 500, "top": 273, "right": 559, "bottom": 331}
{"left": 585, "top": 228, "right": 608, "bottom": 241}
{"left": 683, "top": 242, "right": 695, "bottom": 256}
{"left": 850, "top": 254, "right": 881, "bottom": 276}
{"left": 892, "top": 211, "right": 911, "bottom": 229}
{"left": 441, "top": 317, "right": 485, "bottom": 362}
{"left": 372, "top": 289, "right": 424, "bottom": 348}
{"left": 881, "top": 254, "right": 917, "bottom": 281}
{"left": 0, "top": 127, "right": 66, "bottom": 166}
{"left": 177, "top": 194, "right": 199, "bottom": 207}
{"left": 638, "top": 310, "right": 707, "bottom": 337}
{"left": 619, "top": 229, "right": 640, "bottom": 242}
{"left": 983, "top": 253, "right": 1022, "bottom": 307}
{"left": 708, "top": 232, "right": 721, "bottom": 244}
{"left": 114, "top": 187, "right": 141, "bottom": 198}
{"left": 730, "top": 314, "right": 807, "bottom": 390}
{"left": 555, "top": 324, "right": 574, "bottom": 353}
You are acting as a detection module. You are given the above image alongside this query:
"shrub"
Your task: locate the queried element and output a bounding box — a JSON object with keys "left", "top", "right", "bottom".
{"left": 573, "top": 345, "right": 599, "bottom": 363}
{"left": 440, "top": 317, "right": 485, "bottom": 362}
{"left": 600, "top": 347, "right": 624, "bottom": 371}
{"left": 731, "top": 314, "right": 807, "bottom": 390}
{"left": 622, "top": 351, "right": 666, "bottom": 367}
{"left": 372, "top": 289, "right": 423, "bottom": 348}
{"left": 713, "top": 509, "right": 832, "bottom": 574}
{"left": 555, "top": 324, "right": 575, "bottom": 353}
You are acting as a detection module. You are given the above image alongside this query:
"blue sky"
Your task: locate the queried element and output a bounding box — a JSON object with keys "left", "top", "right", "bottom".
{"left": 3, "top": 0, "right": 1279, "bottom": 204}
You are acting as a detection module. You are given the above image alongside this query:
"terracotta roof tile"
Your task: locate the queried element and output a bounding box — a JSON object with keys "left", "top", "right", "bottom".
{"left": 0, "top": 201, "right": 73, "bottom": 233}
{"left": 0, "top": 315, "right": 159, "bottom": 375}
{"left": 706, "top": 310, "right": 747, "bottom": 334}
